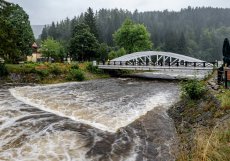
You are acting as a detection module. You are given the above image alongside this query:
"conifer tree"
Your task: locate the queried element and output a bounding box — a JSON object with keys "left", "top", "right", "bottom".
{"left": 84, "top": 7, "right": 98, "bottom": 39}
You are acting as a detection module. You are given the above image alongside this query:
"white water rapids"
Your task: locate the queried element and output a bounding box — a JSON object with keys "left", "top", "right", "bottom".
{"left": 0, "top": 78, "right": 180, "bottom": 160}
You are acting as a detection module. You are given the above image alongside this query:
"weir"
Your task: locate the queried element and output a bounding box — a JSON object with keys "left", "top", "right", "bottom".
{"left": 9, "top": 79, "right": 179, "bottom": 132}
{"left": 1, "top": 79, "right": 180, "bottom": 160}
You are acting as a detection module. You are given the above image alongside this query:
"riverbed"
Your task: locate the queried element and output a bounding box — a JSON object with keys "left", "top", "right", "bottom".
{"left": 0, "top": 78, "right": 180, "bottom": 161}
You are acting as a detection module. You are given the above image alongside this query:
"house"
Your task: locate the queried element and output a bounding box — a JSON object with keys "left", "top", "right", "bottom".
{"left": 27, "top": 42, "right": 43, "bottom": 62}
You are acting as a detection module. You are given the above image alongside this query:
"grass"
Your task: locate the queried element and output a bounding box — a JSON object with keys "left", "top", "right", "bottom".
{"left": 5, "top": 62, "right": 110, "bottom": 83}
{"left": 173, "top": 74, "right": 230, "bottom": 161}
{"left": 177, "top": 123, "right": 230, "bottom": 161}
{"left": 5, "top": 64, "right": 35, "bottom": 73}
{"left": 216, "top": 89, "right": 230, "bottom": 110}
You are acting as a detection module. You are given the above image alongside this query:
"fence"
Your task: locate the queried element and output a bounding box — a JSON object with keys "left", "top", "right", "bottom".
{"left": 101, "top": 61, "right": 217, "bottom": 68}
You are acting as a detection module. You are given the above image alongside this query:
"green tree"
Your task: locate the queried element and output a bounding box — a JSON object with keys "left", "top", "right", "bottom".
{"left": 36, "top": 7, "right": 230, "bottom": 61}
{"left": 69, "top": 23, "right": 99, "bottom": 61}
{"left": 177, "top": 32, "right": 187, "bottom": 54}
{"left": 0, "top": 1, "right": 34, "bottom": 63}
{"left": 108, "top": 48, "right": 126, "bottom": 60}
{"left": 113, "top": 19, "right": 153, "bottom": 54}
{"left": 84, "top": 7, "right": 98, "bottom": 39}
{"left": 49, "top": 22, "right": 57, "bottom": 39}
{"left": 164, "top": 31, "right": 178, "bottom": 53}
{"left": 97, "top": 43, "right": 109, "bottom": 61}
{"left": 40, "top": 26, "right": 48, "bottom": 40}
{"left": 40, "top": 38, "right": 64, "bottom": 62}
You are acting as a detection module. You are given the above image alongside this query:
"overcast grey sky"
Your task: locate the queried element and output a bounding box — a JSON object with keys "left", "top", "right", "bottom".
{"left": 6, "top": 0, "right": 230, "bottom": 25}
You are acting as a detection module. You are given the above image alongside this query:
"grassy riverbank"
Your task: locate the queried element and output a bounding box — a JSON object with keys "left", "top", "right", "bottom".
{"left": 168, "top": 78, "right": 230, "bottom": 161}
{"left": 1, "top": 62, "right": 110, "bottom": 84}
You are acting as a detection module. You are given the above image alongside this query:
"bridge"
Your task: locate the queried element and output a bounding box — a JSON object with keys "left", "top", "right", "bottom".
{"left": 98, "top": 51, "right": 217, "bottom": 71}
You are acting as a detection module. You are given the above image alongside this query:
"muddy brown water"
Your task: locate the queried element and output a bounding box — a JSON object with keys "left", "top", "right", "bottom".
{"left": 0, "top": 78, "right": 179, "bottom": 161}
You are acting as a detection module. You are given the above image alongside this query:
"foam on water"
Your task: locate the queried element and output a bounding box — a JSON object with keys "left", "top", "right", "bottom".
{"left": 0, "top": 79, "right": 180, "bottom": 160}
{"left": 9, "top": 79, "right": 178, "bottom": 133}
{"left": 0, "top": 131, "right": 89, "bottom": 161}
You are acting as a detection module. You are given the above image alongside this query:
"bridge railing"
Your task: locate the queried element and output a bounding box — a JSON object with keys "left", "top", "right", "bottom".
{"left": 100, "top": 61, "right": 218, "bottom": 68}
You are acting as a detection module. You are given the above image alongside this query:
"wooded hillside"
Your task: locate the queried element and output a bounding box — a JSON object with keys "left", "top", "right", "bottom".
{"left": 40, "top": 7, "right": 230, "bottom": 61}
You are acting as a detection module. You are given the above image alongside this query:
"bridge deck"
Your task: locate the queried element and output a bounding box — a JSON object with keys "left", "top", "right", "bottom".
{"left": 98, "top": 64, "right": 214, "bottom": 71}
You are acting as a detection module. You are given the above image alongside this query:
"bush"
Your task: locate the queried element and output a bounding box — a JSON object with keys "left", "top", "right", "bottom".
{"left": 108, "top": 48, "right": 126, "bottom": 60}
{"left": 0, "top": 64, "right": 8, "bottom": 77}
{"left": 217, "top": 90, "right": 230, "bottom": 110}
{"left": 86, "top": 62, "right": 103, "bottom": 74}
{"left": 33, "top": 65, "right": 50, "bottom": 77}
{"left": 35, "top": 69, "right": 50, "bottom": 77}
{"left": 181, "top": 79, "right": 206, "bottom": 100}
{"left": 6, "top": 64, "right": 34, "bottom": 74}
{"left": 70, "top": 63, "right": 79, "bottom": 70}
{"left": 49, "top": 64, "right": 62, "bottom": 75}
{"left": 67, "top": 69, "right": 85, "bottom": 81}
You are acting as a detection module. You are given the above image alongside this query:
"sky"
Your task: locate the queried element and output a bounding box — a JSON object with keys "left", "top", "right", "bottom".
{"left": 6, "top": 0, "right": 230, "bottom": 25}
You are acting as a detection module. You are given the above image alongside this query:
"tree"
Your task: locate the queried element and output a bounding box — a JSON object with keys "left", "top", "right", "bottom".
{"left": 84, "top": 7, "right": 98, "bottom": 39}
{"left": 0, "top": 1, "right": 34, "bottom": 63}
{"left": 40, "top": 26, "right": 48, "bottom": 40}
{"left": 40, "top": 38, "right": 64, "bottom": 62}
{"left": 108, "top": 48, "right": 126, "bottom": 60}
{"left": 177, "top": 32, "right": 187, "bottom": 54}
{"left": 164, "top": 31, "right": 178, "bottom": 53}
{"left": 69, "top": 23, "right": 99, "bottom": 61}
{"left": 49, "top": 22, "right": 57, "bottom": 39}
{"left": 113, "top": 19, "right": 153, "bottom": 54}
{"left": 37, "top": 7, "right": 230, "bottom": 61}
{"left": 97, "top": 43, "right": 109, "bottom": 61}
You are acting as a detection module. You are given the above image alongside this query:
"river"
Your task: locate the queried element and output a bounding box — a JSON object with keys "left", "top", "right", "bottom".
{"left": 0, "top": 78, "right": 179, "bottom": 161}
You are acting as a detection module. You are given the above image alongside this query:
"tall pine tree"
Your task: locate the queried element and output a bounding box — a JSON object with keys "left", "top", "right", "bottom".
{"left": 84, "top": 7, "right": 98, "bottom": 39}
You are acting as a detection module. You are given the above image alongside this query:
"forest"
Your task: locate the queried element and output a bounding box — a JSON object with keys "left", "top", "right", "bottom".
{"left": 2, "top": 0, "right": 230, "bottom": 63}
{"left": 40, "top": 7, "right": 230, "bottom": 62}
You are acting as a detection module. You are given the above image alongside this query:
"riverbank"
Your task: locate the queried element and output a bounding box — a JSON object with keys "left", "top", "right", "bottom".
{"left": 168, "top": 76, "right": 230, "bottom": 161}
{"left": 0, "top": 62, "right": 110, "bottom": 84}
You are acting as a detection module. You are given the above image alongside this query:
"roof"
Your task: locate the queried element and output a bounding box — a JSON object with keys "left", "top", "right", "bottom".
{"left": 32, "top": 42, "right": 38, "bottom": 48}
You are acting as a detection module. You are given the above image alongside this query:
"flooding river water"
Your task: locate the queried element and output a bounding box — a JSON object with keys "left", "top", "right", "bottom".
{"left": 0, "top": 78, "right": 179, "bottom": 161}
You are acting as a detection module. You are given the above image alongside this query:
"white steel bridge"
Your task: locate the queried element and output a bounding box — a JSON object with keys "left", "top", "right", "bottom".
{"left": 98, "top": 51, "right": 217, "bottom": 71}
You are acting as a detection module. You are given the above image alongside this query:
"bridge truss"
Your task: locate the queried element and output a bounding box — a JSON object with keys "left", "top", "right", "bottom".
{"left": 98, "top": 51, "right": 218, "bottom": 70}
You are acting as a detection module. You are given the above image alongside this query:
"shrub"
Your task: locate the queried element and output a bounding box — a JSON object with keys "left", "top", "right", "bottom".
{"left": 0, "top": 64, "right": 8, "bottom": 77}
{"left": 70, "top": 63, "right": 79, "bottom": 70}
{"left": 181, "top": 79, "right": 206, "bottom": 100}
{"left": 108, "top": 48, "right": 126, "bottom": 60}
{"left": 49, "top": 64, "right": 62, "bottom": 75}
{"left": 6, "top": 64, "right": 34, "bottom": 74}
{"left": 33, "top": 65, "right": 50, "bottom": 77}
{"left": 67, "top": 69, "right": 85, "bottom": 81}
{"left": 217, "top": 90, "right": 230, "bottom": 110}
{"left": 24, "top": 62, "right": 38, "bottom": 68}
{"left": 86, "top": 62, "right": 103, "bottom": 74}
{"left": 108, "top": 50, "right": 117, "bottom": 60}
{"left": 35, "top": 69, "right": 50, "bottom": 77}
